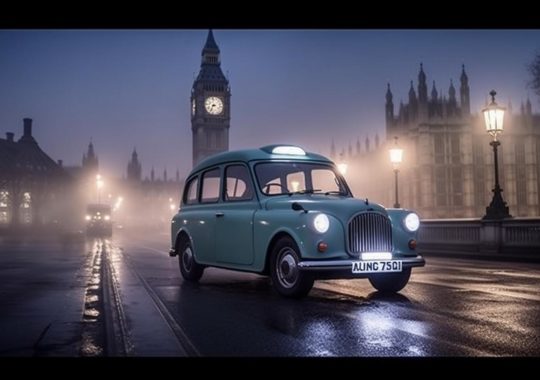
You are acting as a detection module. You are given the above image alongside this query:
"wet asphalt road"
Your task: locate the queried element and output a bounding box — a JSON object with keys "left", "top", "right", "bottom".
{"left": 1, "top": 229, "right": 540, "bottom": 356}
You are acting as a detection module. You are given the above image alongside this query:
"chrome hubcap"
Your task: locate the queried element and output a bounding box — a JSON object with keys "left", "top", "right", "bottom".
{"left": 277, "top": 248, "right": 298, "bottom": 288}
{"left": 182, "top": 246, "right": 193, "bottom": 271}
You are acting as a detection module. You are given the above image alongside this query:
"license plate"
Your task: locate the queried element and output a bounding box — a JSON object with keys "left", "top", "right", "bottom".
{"left": 352, "top": 260, "right": 402, "bottom": 274}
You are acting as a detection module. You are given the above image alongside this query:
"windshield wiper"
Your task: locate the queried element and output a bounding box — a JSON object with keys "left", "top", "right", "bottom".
{"left": 289, "top": 189, "right": 322, "bottom": 196}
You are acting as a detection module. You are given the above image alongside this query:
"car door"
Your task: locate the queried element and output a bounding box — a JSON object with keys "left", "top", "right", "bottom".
{"left": 188, "top": 167, "right": 221, "bottom": 264}
{"left": 215, "top": 164, "right": 258, "bottom": 266}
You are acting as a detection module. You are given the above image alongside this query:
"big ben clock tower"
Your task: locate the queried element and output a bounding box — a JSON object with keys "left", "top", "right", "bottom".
{"left": 191, "top": 30, "right": 231, "bottom": 167}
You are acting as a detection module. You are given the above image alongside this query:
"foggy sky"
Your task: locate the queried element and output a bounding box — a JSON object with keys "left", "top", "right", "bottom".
{"left": 0, "top": 30, "right": 539, "bottom": 180}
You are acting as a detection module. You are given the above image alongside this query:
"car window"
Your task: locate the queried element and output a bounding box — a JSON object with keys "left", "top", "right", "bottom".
{"left": 225, "top": 165, "right": 254, "bottom": 201}
{"left": 286, "top": 172, "right": 305, "bottom": 193}
{"left": 184, "top": 176, "right": 198, "bottom": 205}
{"left": 201, "top": 168, "right": 221, "bottom": 203}
{"left": 255, "top": 162, "right": 349, "bottom": 196}
{"left": 312, "top": 169, "right": 341, "bottom": 193}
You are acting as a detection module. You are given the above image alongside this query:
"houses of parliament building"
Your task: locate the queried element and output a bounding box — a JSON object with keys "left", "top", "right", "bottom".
{"left": 344, "top": 64, "right": 540, "bottom": 219}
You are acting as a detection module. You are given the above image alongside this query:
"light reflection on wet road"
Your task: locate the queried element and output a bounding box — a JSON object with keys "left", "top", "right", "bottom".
{"left": 113, "top": 231, "right": 540, "bottom": 356}
{"left": 1, "top": 230, "right": 539, "bottom": 356}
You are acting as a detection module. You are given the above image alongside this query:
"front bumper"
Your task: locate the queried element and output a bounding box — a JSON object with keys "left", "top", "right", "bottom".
{"left": 297, "top": 255, "right": 425, "bottom": 279}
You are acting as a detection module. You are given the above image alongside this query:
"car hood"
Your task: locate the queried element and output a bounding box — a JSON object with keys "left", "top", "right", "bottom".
{"left": 263, "top": 195, "right": 388, "bottom": 221}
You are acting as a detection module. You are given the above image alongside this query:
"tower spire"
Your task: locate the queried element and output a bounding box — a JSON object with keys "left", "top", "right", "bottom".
{"left": 418, "top": 63, "right": 428, "bottom": 103}
{"left": 448, "top": 79, "right": 456, "bottom": 100}
{"left": 127, "top": 146, "right": 142, "bottom": 182}
{"left": 386, "top": 83, "right": 394, "bottom": 125}
{"left": 460, "top": 64, "right": 470, "bottom": 115}
{"left": 431, "top": 80, "right": 438, "bottom": 101}
{"left": 201, "top": 29, "right": 221, "bottom": 65}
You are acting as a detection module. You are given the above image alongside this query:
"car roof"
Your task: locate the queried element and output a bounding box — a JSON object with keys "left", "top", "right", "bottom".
{"left": 191, "top": 145, "right": 333, "bottom": 175}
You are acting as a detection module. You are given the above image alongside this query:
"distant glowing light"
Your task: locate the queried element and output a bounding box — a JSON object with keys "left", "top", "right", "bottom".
{"left": 272, "top": 146, "right": 306, "bottom": 155}
{"left": 291, "top": 180, "right": 300, "bottom": 192}
{"left": 389, "top": 147, "right": 403, "bottom": 164}
{"left": 337, "top": 162, "right": 347, "bottom": 175}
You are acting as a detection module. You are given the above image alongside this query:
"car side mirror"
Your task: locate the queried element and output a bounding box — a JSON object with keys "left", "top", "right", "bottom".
{"left": 292, "top": 202, "right": 307, "bottom": 213}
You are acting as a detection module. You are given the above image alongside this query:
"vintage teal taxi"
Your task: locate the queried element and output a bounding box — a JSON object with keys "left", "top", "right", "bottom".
{"left": 169, "top": 145, "right": 425, "bottom": 298}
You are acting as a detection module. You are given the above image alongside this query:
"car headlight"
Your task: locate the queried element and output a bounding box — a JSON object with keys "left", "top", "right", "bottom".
{"left": 85, "top": 215, "right": 91, "bottom": 221}
{"left": 104, "top": 215, "right": 110, "bottom": 221}
{"left": 313, "top": 213, "right": 330, "bottom": 233}
{"left": 404, "top": 213, "right": 420, "bottom": 232}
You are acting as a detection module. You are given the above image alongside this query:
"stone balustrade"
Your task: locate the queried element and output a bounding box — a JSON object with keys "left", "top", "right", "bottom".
{"left": 417, "top": 218, "right": 540, "bottom": 259}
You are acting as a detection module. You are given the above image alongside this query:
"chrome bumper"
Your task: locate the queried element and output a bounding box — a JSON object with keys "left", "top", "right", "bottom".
{"left": 297, "top": 255, "right": 425, "bottom": 272}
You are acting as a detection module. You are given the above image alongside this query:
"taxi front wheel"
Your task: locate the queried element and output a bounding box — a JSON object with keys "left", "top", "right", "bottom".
{"left": 368, "top": 268, "right": 411, "bottom": 293}
{"left": 178, "top": 240, "right": 204, "bottom": 282}
{"left": 270, "top": 237, "right": 314, "bottom": 298}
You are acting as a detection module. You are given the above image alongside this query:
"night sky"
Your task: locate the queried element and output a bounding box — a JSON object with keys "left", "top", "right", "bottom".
{"left": 0, "top": 30, "right": 539, "bottom": 179}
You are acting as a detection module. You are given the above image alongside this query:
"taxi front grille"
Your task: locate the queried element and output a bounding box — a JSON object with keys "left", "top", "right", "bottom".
{"left": 348, "top": 212, "right": 392, "bottom": 255}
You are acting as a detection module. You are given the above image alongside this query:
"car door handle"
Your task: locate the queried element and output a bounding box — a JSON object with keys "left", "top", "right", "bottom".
{"left": 215, "top": 212, "right": 225, "bottom": 217}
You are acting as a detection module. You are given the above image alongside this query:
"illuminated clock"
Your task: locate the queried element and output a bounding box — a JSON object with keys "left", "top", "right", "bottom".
{"left": 204, "top": 96, "right": 223, "bottom": 115}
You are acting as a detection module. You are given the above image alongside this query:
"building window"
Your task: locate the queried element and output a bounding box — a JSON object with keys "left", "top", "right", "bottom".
{"left": 434, "top": 135, "right": 445, "bottom": 164}
{"left": 0, "top": 191, "right": 9, "bottom": 224}
{"left": 450, "top": 135, "right": 460, "bottom": 164}
{"left": 20, "top": 192, "right": 32, "bottom": 224}
{"left": 451, "top": 166, "right": 463, "bottom": 207}
{"left": 435, "top": 167, "right": 447, "bottom": 206}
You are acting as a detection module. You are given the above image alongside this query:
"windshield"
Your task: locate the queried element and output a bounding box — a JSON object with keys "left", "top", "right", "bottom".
{"left": 255, "top": 162, "right": 351, "bottom": 196}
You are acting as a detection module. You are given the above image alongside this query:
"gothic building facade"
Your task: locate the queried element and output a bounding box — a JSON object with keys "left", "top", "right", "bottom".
{"left": 349, "top": 64, "right": 540, "bottom": 219}
{"left": 0, "top": 118, "right": 70, "bottom": 228}
{"left": 191, "top": 30, "right": 231, "bottom": 167}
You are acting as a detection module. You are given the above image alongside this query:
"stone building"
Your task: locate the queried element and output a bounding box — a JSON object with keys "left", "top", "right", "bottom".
{"left": 342, "top": 64, "right": 540, "bottom": 219}
{"left": 0, "top": 118, "right": 70, "bottom": 228}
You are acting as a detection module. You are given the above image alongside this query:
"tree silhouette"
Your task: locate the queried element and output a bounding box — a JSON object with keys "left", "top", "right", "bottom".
{"left": 529, "top": 52, "right": 540, "bottom": 100}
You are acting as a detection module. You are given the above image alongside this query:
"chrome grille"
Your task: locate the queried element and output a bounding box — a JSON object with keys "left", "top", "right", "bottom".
{"left": 348, "top": 212, "right": 392, "bottom": 255}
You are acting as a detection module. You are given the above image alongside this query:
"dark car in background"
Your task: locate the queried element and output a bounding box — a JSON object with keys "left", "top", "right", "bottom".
{"left": 85, "top": 203, "right": 112, "bottom": 237}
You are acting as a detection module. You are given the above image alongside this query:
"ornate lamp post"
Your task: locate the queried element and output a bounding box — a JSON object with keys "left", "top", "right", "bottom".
{"left": 482, "top": 90, "right": 511, "bottom": 220}
{"left": 389, "top": 136, "right": 403, "bottom": 208}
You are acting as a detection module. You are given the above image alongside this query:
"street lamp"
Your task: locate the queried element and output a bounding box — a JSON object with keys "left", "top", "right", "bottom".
{"left": 482, "top": 90, "right": 512, "bottom": 220}
{"left": 389, "top": 136, "right": 403, "bottom": 208}
{"left": 96, "top": 174, "right": 104, "bottom": 204}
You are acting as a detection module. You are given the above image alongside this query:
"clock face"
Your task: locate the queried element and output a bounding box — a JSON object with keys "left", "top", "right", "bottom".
{"left": 204, "top": 96, "right": 224, "bottom": 115}
{"left": 192, "top": 99, "right": 196, "bottom": 116}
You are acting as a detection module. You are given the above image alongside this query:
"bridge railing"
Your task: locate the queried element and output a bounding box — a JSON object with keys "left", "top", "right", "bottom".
{"left": 417, "top": 218, "right": 540, "bottom": 258}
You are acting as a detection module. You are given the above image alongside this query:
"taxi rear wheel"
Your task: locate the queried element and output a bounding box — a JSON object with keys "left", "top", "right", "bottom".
{"left": 178, "top": 240, "right": 204, "bottom": 282}
{"left": 368, "top": 268, "right": 411, "bottom": 293}
{"left": 270, "top": 237, "right": 314, "bottom": 298}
